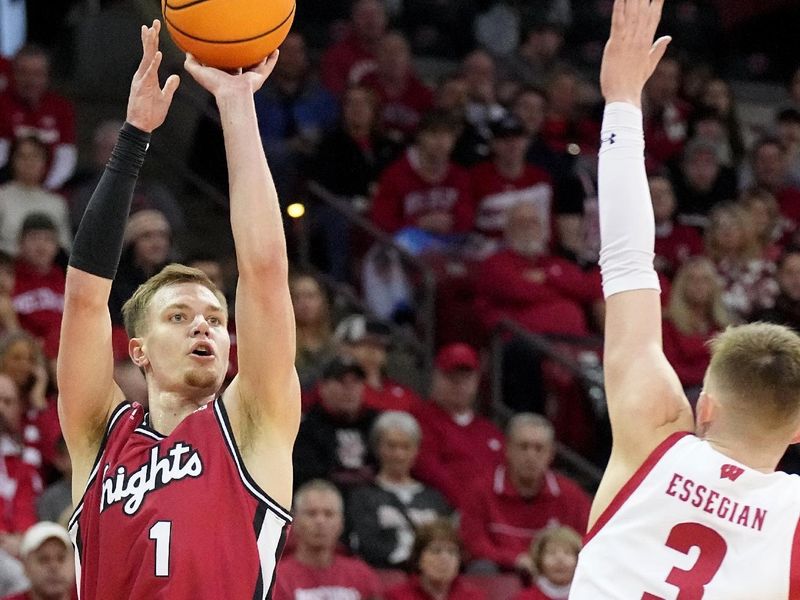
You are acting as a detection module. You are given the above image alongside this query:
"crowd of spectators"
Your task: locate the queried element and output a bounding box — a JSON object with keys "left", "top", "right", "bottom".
{"left": 0, "top": 0, "right": 797, "bottom": 598}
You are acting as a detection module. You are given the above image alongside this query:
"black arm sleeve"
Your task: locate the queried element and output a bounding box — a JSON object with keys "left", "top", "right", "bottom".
{"left": 68, "top": 123, "right": 150, "bottom": 280}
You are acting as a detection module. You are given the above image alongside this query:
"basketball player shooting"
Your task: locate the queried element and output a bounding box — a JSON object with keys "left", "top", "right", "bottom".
{"left": 570, "top": 1, "right": 800, "bottom": 598}
{"left": 57, "top": 21, "right": 300, "bottom": 598}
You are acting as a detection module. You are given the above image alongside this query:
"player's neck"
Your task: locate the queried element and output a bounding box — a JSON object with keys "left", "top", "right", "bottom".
{"left": 702, "top": 434, "right": 784, "bottom": 474}
{"left": 146, "top": 391, "right": 216, "bottom": 436}
{"left": 295, "top": 545, "right": 335, "bottom": 569}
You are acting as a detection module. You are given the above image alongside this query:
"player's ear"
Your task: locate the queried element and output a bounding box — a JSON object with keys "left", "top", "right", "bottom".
{"left": 696, "top": 391, "right": 716, "bottom": 428}
{"left": 790, "top": 423, "right": 800, "bottom": 445}
{"left": 129, "top": 337, "right": 149, "bottom": 368}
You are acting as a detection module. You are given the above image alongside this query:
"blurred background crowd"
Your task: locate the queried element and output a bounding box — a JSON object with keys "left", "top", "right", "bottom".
{"left": 0, "top": 0, "right": 798, "bottom": 598}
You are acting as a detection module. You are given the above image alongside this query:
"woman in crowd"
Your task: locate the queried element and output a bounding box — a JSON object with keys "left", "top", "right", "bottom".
{"left": 347, "top": 411, "right": 451, "bottom": 568}
{"left": 290, "top": 271, "right": 338, "bottom": 393}
{"left": 513, "top": 527, "right": 581, "bottom": 600}
{"left": 662, "top": 257, "right": 732, "bottom": 401}
{"left": 385, "top": 519, "right": 485, "bottom": 600}
{"left": 704, "top": 203, "right": 779, "bottom": 320}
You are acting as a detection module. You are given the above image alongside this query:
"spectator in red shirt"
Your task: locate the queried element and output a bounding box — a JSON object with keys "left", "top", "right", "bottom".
{"left": 650, "top": 175, "right": 703, "bottom": 277}
{"left": 335, "top": 315, "right": 421, "bottom": 413}
{"left": 747, "top": 137, "right": 800, "bottom": 230}
{"left": 386, "top": 519, "right": 486, "bottom": 600}
{"left": 0, "top": 46, "right": 76, "bottom": 190}
{"left": 739, "top": 187, "right": 783, "bottom": 261}
{"left": 357, "top": 32, "right": 434, "bottom": 143}
{"left": 2, "top": 521, "right": 75, "bottom": 600}
{"left": 663, "top": 257, "right": 732, "bottom": 399}
{"left": 513, "top": 527, "right": 582, "bottom": 600}
{"left": 321, "top": 0, "right": 387, "bottom": 95}
{"left": 275, "top": 480, "right": 383, "bottom": 600}
{"left": 671, "top": 137, "right": 738, "bottom": 223}
{"left": 643, "top": 56, "right": 691, "bottom": 167}
{"left": 371, "top": 110, "right": 473, "bottom": 239}
{"left": 470, "top": 115, "right": 554, "bottom": 257}
{"left": 475, "top": 201, "right": 602, "bottom": 338}
{"left": 12, "top": 214, "right": 64, "bottom": 361}
{"left": 411, "top": 343, "right": 504, "bottom": 509}
{"left": 460, "top": 414, "right": 590, "bottom": 574}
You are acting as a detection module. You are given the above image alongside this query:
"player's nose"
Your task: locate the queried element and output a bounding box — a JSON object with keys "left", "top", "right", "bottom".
{"left": 191, "top": 316, "right": 211, "bottom": 336}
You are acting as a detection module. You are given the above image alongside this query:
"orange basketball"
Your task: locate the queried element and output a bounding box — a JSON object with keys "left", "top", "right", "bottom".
{"left": 162, "top": 0, "right": 295, "bottom": 70}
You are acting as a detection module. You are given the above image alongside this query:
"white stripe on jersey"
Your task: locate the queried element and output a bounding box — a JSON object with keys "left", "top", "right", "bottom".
{"left": 256, "top": 510, "right": 287, "bottom": 600}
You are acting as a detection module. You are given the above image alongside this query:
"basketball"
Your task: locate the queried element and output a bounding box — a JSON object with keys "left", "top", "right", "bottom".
{"left": 162, "top": 0, "right": 295, "bottom": 70}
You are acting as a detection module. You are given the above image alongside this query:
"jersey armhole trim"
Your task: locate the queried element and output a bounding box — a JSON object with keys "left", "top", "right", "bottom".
{"left": 213, "top": 398, "right": 293, "bottom": 523}
{"left": 67, "top": 401, "right": 133, "bottom": 531}
{"left": 583, "top": 430, "right": 691, "bottom": 545}
{"left": 790, "top": 516, "right": 800, "bottom": 599}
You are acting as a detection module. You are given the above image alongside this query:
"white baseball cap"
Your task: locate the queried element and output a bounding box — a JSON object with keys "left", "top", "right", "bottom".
{"left": 19, "top": 522, "right": 71, "bottom": 558}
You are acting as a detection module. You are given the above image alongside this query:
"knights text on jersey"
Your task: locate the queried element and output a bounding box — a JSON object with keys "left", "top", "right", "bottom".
{"left": 68, "top": 399, "right": 292, "bottom": 600}
{"left": 570, "top": 432, "right": 800, "bottom": 599}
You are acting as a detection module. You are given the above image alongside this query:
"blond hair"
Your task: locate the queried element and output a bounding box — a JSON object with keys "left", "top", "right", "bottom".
{"left": 704, "top": 204, "right": 760, "bottom": 263}
{"left": 529, "top": 526, "right": 582, "bottom": 574}
{"left": 666, "top": 257, "right": 732, "bottom": 335}
{"left": 708, "top": 322, "right": 800, "bottom": 425}
{"left": 121, "top": 264, "right": 227, "bottom": 338}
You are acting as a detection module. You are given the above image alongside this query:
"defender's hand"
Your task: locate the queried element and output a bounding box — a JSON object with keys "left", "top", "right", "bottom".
{"left": 600, "top": 0, "right": 671, "bottom": 108}
{"left": 126, "top": 20, "right": 180, "bottom": 133}
{"left": 184, "top": 51, "right": 279, "bottom": 99}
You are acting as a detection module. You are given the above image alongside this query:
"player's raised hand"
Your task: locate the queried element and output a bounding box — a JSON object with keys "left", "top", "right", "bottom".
{"left": 126, "top": 20, "right": 181, "bottom": 133}
{"left": 184, "top": 51, "right": 279, "bottom": 98}
{"left": 600, "top": 0, "right": 671, "bottom": 107}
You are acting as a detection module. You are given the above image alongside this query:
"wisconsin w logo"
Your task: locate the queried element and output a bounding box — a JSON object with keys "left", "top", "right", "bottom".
{"left": 720, "top": 464, "right": 745, "bottom": 481}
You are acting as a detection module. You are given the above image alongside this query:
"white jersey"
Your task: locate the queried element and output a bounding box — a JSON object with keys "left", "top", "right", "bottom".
{"left": 571, "top": 432, "right": 800, "bottom": 599}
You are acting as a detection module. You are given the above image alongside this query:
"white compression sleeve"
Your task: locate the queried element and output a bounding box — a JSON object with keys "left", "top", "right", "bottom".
{"left": 598, "top": 102, "right": 661, "bottom": 299}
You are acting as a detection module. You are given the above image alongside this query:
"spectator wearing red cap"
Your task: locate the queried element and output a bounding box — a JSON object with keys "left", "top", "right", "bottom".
{"left": 370, "top": 111, "right": 474, "bottom": 238}
{"left": 411, "top": 343, "right": 504, "bottom": 509}
{"left": 11, "top": 214, "right": 64, "bottom": 361}
{"left": 461, "top": 414, "right": 590, "bottom": 574}
{"left": 0, "top": 46, "right": 76, "bottom": 190}
{"left": 321, "top": 0, "right": 387, "bottom": 95}
{"left": 2, "top": 521, "right": 75, "bottom": 600}
{"left": 335, "top": 314, "right": 422, "bottom": 414}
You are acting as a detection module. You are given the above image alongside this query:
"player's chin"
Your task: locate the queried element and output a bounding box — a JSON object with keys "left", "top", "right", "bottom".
{"left": 184, "top": 366, "right": 223, "bottom": 391}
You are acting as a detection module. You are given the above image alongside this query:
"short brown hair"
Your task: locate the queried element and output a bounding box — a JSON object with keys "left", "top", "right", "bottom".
{"left": 121, "top": 264, "right": 227, "bottom": 338}
{"left": 708, "top": 323, "right": 800, "bottom": 426}
{"left": 529, "top": 527, "right": 582, "bottom": 574}
{"left": 408, "top": 519, "right": 461, "bottom": 572}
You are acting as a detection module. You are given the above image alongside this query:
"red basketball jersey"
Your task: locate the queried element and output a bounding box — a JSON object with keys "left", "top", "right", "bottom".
{"left": 68, "top": 399, "right": 292, "bottom": 600}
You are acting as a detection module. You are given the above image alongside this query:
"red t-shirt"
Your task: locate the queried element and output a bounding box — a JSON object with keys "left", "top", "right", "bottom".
{"left": 661, "top": 318, "right": 718, "bottom": 388}
{"left": 643, "top": 99, "right": 691, "bottom": 168}
{"left": 460, "top": 466, "right": 590, "bottom": 569}
{"left": 274, "top": 554, "right": 383, "bottom": 600}
{"left": 470, "top": 161, "right": 554, "bottom": 239}
{"left": 386, "top": 576, "right": 487, "bottom": 600}
{"left": 21, "top": 401, "right": 62, "bottom": 471}
{"left": 2, "top": 590, "right": 78, "bottom": 600}
{"left": 474, "top": 250, "right": 601, "bottom": 337}
{"left": 410, "top": 401, "right": 504, "bottom": 510}
{"left": 12, "top": 259, "right": 65, "bottom": 359}
{"left": 0, "top": 90, "right": 76, "bottom": 151}
{"left": 513, "top": 585, "right": 566, "bottom": 600}
{"left": 371, "top": 150, "right": 474, "bottom": 234}
{"left": 321, "top": 32, "right": 377, "bottom": 95}
{"left": 363, "top": 379, "right": 422, "bottom": 414}
{"left": 358, "top": 72, "right": 434, "bottom": 140}
{"left": 654, "top": 222, "right": 704, "bottom": 277}
{"left": 0, "top": 452, "right": 42, "bottom": 534}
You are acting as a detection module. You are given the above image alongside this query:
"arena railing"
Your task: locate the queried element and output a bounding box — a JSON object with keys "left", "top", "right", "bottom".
{"left": 490, "top": 319, "right": 605, "bottom": 490}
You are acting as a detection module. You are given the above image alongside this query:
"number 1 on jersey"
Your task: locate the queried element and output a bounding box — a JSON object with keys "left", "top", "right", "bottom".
{"left": 149, "top": 521, "right": 172, "bottom": 577}
{"left": 642, "top": 522, "right": 727, "bottom": 600}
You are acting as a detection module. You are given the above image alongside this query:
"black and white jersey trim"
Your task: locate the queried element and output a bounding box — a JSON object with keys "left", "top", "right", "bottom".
{"left": 212, "top": 399, "right": 292, "bottom": 523}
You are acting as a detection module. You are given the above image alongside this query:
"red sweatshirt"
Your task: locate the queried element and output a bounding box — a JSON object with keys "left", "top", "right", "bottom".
{"left": 460, "top": 466, "right": 590, "bottom": 569}
{"left": 386, "top": 576, "right": 486, "bottom": 600}
{"left": 654, "top": 222, "right": 703, "bottom": 277}
{"left": 661, "top": 318, "right": 718, "bottom": 388}
{"left": 0, "top": 452, "right": 41, "bottom": 534}
{"left": 321, "top": 31, "right": 378, "bottom": 95}
{"left": 359, "top": 71, "right": 434, "bottom": 140}
{"left": 12, "top": 259, "right": 64, "bottom": 359}
{"left": 371, "top": 150, "right": 474, "bottom": 234}
{"left": 411, "top": 401, "right": 504, "bottom": 509}
{"left": 474, "top": 250, "right": 601, "bottom": 337}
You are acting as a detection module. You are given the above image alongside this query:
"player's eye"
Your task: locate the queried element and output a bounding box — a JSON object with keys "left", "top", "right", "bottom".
{"left": 170, "top": 313, "right": 186, "bottom": 322}
{"left": 208, "top": 316, "right": 221, "bottom": 326}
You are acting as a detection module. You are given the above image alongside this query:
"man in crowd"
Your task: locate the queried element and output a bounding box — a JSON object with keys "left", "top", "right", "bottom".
{"left": 753, "top": 247, "right": 800, "bottom": 331}
{"left": 2, "top": 521, "right": 75, "bottom": 600}
{"left": 275, "top": 480, "right": 383, "bottom": 600}
{"left": 460, "top": 414, "right": 590, "bottom": 574}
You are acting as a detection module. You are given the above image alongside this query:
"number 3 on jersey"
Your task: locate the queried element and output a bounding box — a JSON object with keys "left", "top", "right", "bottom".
{"left": 642, "top": 522, "right": 728, "bottom": 600}
{"left": 149, "top": 521, "right": 172, "bottom": 577}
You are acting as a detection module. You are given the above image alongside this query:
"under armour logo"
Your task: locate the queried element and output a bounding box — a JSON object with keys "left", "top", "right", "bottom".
{"left": 720, "top": 464, "right": 744, "bottom": 481}
{"left": 601, "top": 133, "right": 616, "bottom": 146}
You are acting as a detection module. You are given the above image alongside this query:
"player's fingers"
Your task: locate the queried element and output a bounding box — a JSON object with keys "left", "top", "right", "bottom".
{"left": 648, "top": 36, "right": 671, "bottom": 70}
{"left": 610, "top": 0, "right": 626, "bottom": 39}
{"left": 648, "top": 0, "right": 665, "bottom": 38}
{"left": 134, "top": 25, "right": 151, "bottom": 78}
{"left": 253, "top": 50, "right": 279, "bottom": 78}
{"left": 624, "top": 0, "right": 640, "bottom": 42}
{"left": 142, "top": 51, "right": 163, "bottom": 83}
{"left": 184, "top": 53, "right": 201, "bottom": 76}
{"left": 161, "top": 74, "right": 181, "bottom": 103}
